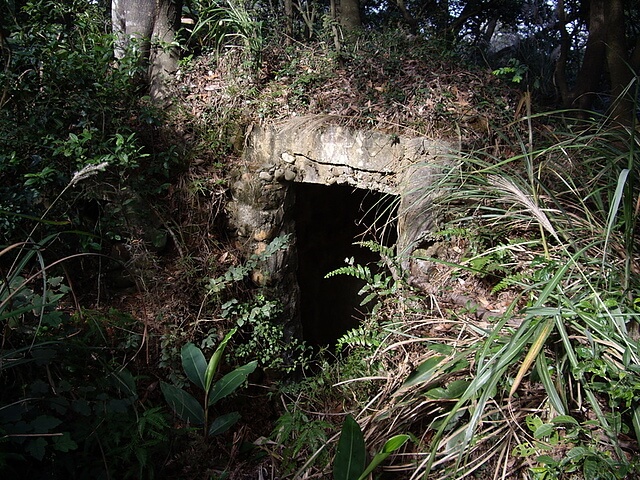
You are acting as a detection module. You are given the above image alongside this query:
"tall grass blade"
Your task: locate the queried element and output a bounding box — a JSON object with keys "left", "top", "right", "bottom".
{"left": 509, "top": 317, "right": 554, "bottom": 399}
{"left": 602, "top": 168, "right": 629, "bottom": 269}
{"left": 535, "top": 350, "right": 566, "bottom": 415}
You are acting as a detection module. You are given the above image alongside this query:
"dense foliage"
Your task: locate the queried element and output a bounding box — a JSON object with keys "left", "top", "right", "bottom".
{"left": 1, "top": 0, "right": 639, "bottom": 478}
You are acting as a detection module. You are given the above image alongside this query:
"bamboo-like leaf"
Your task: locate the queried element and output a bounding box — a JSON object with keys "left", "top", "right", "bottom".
{"left": 181, "top": 343, "right": 207, "bottom": 390}
{"left": 509, "top": 317, "right": 554, "bottom": 398}
{"left": 160, "top": 381, "right": 204, "bottom": 425}
{"left": 535, "top": 351, "right": 566, "bottom": 415}
{"left": 632, "top": 405, "right": 640, "bottom": 445}
{"left": 208, "top": 411, "right": 241, "bottom": 436}
{"left": 602, "top": 168, "right": 629, "bottom": 267}
{"left": 208, "top": 360, "right": 257, "bottom": 406}
{"left": 205, "top": 328, "right": 237, "bottom": 392}
{"left": 357, "top": 434, "right": 409, "bottom": 480}
{"left": 333, "top": 415, "right": 366, "bottom": 480}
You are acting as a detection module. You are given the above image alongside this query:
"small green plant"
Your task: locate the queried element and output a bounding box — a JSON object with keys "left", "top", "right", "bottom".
{"left": 492, "top": 58, "right": 529, "bottom": 84}
{"left": 182, "top": 0, "right": 263, "bottom": 71}
{"left": 161, "top": 329, "right": 257, "bottom": 437}
{"left": 513, "top": 414, "right": 635, "bottom": 480}
{"left": 272, "top": 409, "right": 333, "bottom": 474}
{"left": 206, "top": 234, "right": 290, "bottom": 295}
{"left": 223, "top": 294, "right": 311, "bottom": 374}
{"left": 333, "top": 415, "right": 409, "bottom": 480}
{"left": 325, "top": 241, "right": 399, "bottom": 309}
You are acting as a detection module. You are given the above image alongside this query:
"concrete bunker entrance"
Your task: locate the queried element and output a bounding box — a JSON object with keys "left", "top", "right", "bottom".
{"left": 229, "top": 119, "right": 451, "bottom": 349}
{"left": 292, "top": 183, "right": 397, "bottom": 346}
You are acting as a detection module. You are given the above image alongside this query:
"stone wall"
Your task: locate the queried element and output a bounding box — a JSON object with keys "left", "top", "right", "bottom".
{"left": 227, "top": 116, "right": 453, "bottom": 338}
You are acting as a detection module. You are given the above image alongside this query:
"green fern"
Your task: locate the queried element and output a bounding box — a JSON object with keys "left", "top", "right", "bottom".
{"left": 325, "top": 241, "right": 399, "bottom": 307}
{"left": 355, "top": 240, "right": 395, "bottom": 258}
{"left": 325, "top": 262, "right": 373, "bottom": 282}
{"left": 492, "top": 271, "right": 529, "bottom": 294}
{"left": 336, "top": 325, "right": 381, "bottom": 352}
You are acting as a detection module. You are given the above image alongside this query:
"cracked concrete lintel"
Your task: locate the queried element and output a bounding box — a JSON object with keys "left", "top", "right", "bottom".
{"left": 244, "top": 118, "right": 451, "bottom": 195}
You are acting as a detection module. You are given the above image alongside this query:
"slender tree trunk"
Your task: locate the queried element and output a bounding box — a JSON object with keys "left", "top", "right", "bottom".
{"left": 330, "top": 0, "right": 342, "bottom": 54}
{"left": 111, "top": 0, "right": 181, "bottom": 101}
{"left": 339, "top": 0, "right": 361, "bottom": 33}
{"left": 554, "top": 0, "right": 571, "bottom": 105}
{"left": 605, "top": 0, "right": 635, "bottom": 126}
{"left": 284, "top": 0, "right": 293, "bottom": 44}
{"left": 569, "top": 0, "right": 606, "bottom": 114}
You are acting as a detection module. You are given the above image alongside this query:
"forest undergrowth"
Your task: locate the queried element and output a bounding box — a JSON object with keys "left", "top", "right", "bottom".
{"left": 1, "top": 2, "right": 639, "bottom": 479}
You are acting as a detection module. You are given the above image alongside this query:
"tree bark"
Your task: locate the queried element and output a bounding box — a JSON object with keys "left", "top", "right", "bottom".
{"left": 561, "top": 0, "right": 637, "bottom": 125}
{"left": 554, "top": 0, "right": 571, "bottom": 105}
{"left": 339, "top": 0, "right": 361, "bottom": 33}
{"left": 396, "top": 0, "right": 419, "bottom": 35}
{"left": 111, "top": 0, "right": 181, "bottom": 101}
{"left": 569, "top": 0, "right": 606, "bottom": 113}
{"left": 284, "top": 0, "right": 293, "bottom": 44}
{"left": 605, "top": 0, "right": 635, "bottom": 126}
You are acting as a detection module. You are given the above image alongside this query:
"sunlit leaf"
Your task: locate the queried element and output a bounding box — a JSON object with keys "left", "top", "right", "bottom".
{"left": 205, "top": 328, "right": 237, "bottom": 392}
{"left": 208, "top": 360, "right": 257, "bottom": 406}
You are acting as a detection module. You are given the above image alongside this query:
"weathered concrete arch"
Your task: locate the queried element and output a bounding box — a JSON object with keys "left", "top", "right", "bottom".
{"left": 228, "top": 116, "right": 452, "bottom": 340}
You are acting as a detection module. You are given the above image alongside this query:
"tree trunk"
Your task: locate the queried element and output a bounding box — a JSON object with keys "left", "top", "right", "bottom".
{"left": 111, "top": 0, "right": 181, "bottom": 101}
{"left": 148, "top": 0, "right": 180, "bottom": 100}
{"left": 284, "top": 0, "right": 293, "bottom": 44}
{"left": 554, "top": 0, "right": 571, "bottom": 105}
{"left": 567, "top": 0, "right": 606, "bottom": 114}
{"left": 396, "top": 0, "right": 418, "bottom": 35}
{"left": 605, "top": 0, "right": 635, "bottom": 126}
{"left": 560, "top": 0, "right": 637, "bottom": 125}
{"left": 339, "top": 0, "right": 361, "bottom": 33}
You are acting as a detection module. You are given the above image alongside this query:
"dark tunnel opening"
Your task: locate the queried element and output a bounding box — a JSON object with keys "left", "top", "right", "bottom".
{"left": 293, "top": 183, "right": 397, "bottom": 347}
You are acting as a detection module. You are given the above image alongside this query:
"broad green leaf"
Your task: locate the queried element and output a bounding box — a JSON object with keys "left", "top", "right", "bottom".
{"left": 400, "top": 355, "right": 445, "bottom": 390}
{"left": 31, "top": 415, "right": 62, "bottom": 433}
{"left": 357, "top": 434, "right": 410, "bottom": 480}
{"left": 52, "top": 432, "right": 77, "bottom": 452}
{"left": 444, "top": 380, "right": 470, "bottom": 398}
{"left": 26, "top": 437, "right": 47, "bottom": 461}
{"left": 536, "top": 455, "right": 557, "bottom": 466}
{"left": 551, "top": 415, "right": 579, "bottom": 425}
{"left": 333, "top": 415, "right": 366, "bottom": 480}
{"left": 208, "top": 360, "right": 257, "bottom": 406}
{"left": 160, "top": 381, "right": 204, "bottom": 425}
{"left": 382, "top": 434, "right": 410, "bottom": 453}
{"left": 205, "top": 328, "right": 237, "bottom": 392}
{"left": 208, "top": 411, "right": 241, "bottom": 436}
{"left": 182, "top": 343, "right": 207, "bottom": 390}
{"left": 426, "top": 387, "right": 448, "bottom": 399}
{"left": 533, "top": 423, "right": 554, "bottom": 439}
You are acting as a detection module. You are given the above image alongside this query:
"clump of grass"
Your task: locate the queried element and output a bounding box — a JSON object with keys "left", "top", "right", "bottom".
{"left": 279, "top": 110, "right": 640, "bottom": 479}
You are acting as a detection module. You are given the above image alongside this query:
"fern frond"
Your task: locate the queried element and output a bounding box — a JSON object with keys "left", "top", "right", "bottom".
{"left": 336, "top": 325, "right": 381, "bottom": 352}
{"left": 325, "top": 264, "right": 372, "bottom": 281}
{"left": 355, "top": 240, "right": 394, "bottom": 258}
{"left": 491, "top": 271, "right": 529, "bottom": 294}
